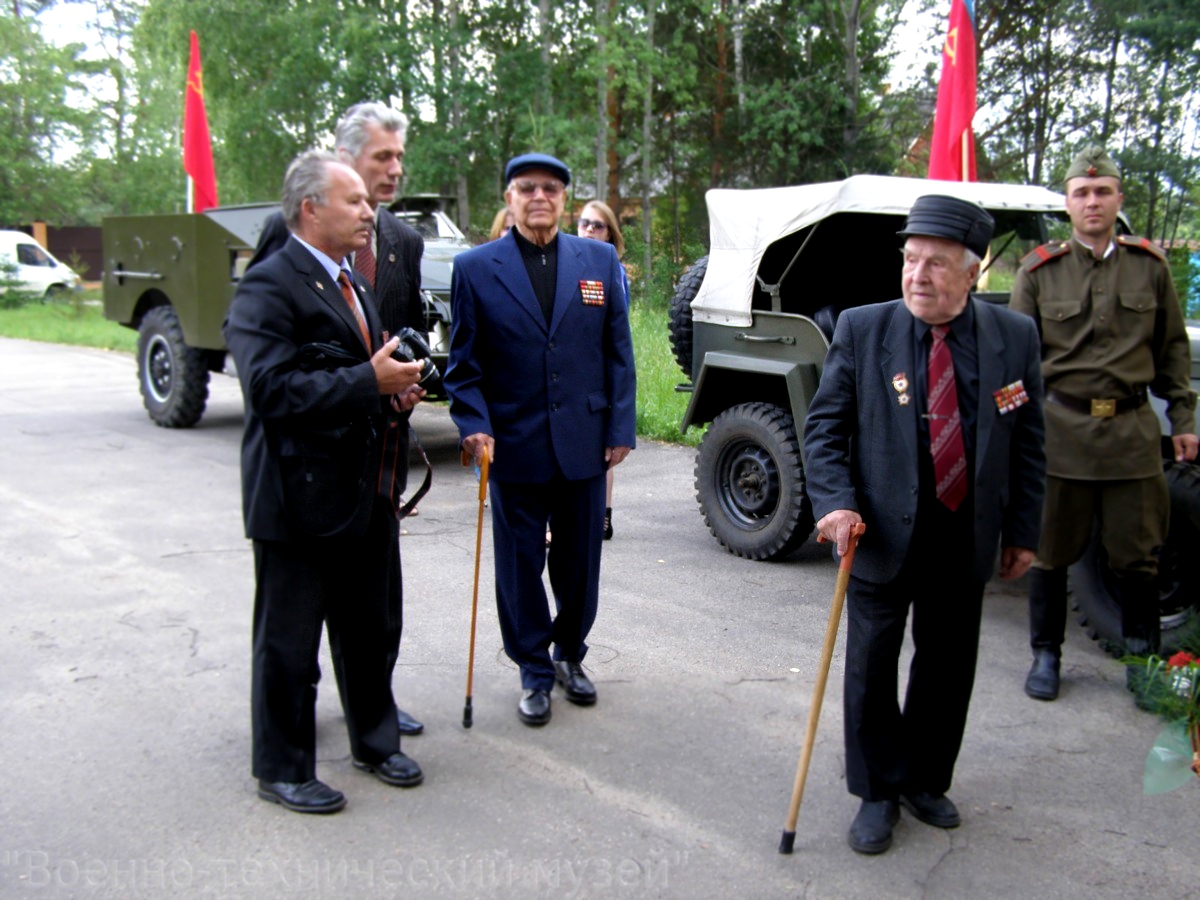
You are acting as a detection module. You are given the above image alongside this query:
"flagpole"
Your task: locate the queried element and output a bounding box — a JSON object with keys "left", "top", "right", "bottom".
{"left": 964, "top": 129, "right": 992, "bottom": 289}
{"left": 186, "top": 175, "right": 194, "bottom": 214}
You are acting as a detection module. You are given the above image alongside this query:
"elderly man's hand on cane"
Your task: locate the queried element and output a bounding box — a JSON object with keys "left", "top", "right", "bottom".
{"left": 816, "top": 509, "right": 864, "bottom": 558}
{"left": 462, "top": 432, "right": 495, "bottom": 468}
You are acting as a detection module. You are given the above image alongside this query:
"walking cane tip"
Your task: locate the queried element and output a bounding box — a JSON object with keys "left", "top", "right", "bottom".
{"left": 462, "top": 701, "right": 473, "bottom": 729}
{"left": 778, "top": 831, "right": 796, "bottom": 854}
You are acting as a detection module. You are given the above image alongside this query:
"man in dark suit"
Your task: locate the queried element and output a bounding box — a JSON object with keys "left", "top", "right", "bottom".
{"left": 249, "top": 102, "right": 427, "bottom": 737}
{"left": 445, "top": 153, "right": 636, "bottom": 727}
{"left": 225, "top": 150, "right": 427, "bottom": 814}
{"left": 803, "top": 195, "right": 1046, "bottom": 854}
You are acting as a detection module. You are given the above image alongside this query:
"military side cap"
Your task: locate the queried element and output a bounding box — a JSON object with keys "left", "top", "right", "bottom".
{"left": 1064, "top": 145, "right": 1120, "bottom": 184}
{"left": 897, "top": 194, "right": 995, "bottom": 259}
{"left": 505, "top": 153, "right": 571, "bottom": 187}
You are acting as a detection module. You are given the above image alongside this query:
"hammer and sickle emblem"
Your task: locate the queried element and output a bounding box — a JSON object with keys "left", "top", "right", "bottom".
{"left": 944, "top": 27, "right": 958, "bottom": 64}
{"left": 188, "top": 69, "right": 205, "bottom": 98}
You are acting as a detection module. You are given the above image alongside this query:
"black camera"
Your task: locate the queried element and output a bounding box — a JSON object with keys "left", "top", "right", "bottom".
{"left": 391, "top": 327, "right": 443, "bottom": 393}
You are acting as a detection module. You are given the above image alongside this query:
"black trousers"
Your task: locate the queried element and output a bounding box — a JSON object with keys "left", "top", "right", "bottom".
{"left": 490, "top": 472, "right": 605, "bottom": 691}
{"left": 250, "top": 498, "right": 402, "bottom": 783}
{"left": 843, "top": 521, "right": 985, "bottom": 801}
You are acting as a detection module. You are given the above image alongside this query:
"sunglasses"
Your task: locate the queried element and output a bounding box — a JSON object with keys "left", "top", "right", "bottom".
{"left": 579, "top": 218, "right": 608, "bottom": 232}
{"left": 512, "top": 180, "right": 564, "bottom": 197}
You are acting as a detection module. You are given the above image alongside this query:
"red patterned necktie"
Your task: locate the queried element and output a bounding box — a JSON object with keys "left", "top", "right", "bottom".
{"left": 337, "top": 270, "right": 372, "bottom": 351}
{"left": 354, "top": 234, "right": 377, "bottom": 289}
{"left": 928, "top": 325, "right": 967, "bottom": 511}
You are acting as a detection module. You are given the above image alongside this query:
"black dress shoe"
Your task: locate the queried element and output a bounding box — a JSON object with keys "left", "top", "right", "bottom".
{"left": 554, "top": 661, "right": 597, "bottom": 705}
{"left": 848, "top": 799, "right": 899, "bottom": 854}
{"left": 257, "top": 779, "right": 346, "bottom": 814}
{"left": 396, "top": 708, "right": 425, "bottom": 736}
{"left": 518, "top": 688, "right": 552, "bottom": 726}
{"left": 900, "top": 791, "right": 961, "bottom": 828}
{"left": 353, "top": 752, "right": 424, "bottom": 787}
{"left": 1025, "top": 649, "right": 1061, "bottom": 701}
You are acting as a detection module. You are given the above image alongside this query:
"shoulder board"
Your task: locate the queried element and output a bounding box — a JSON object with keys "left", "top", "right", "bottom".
{"left": 1116, "top": 234, "right": 1167, "bottom": 261}
{"left": 1019, "top": 241, "right": 1070, "bottom": 272}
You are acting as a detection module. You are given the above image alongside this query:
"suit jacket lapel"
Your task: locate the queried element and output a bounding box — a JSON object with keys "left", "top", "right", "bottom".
{"left": 284, "top": 238, "right": 373, "bottom": 356}
{"left": 549, "top": 234, "right": 582, "bottom": 338}
{"left": 881, "top": 302, "right": 919, "bottom": 475}
{"left": 491, "top": 232, "right": 549, "bottom": 333}
{"left": 973, "top": 298, "right": 1004, "bottom": 476}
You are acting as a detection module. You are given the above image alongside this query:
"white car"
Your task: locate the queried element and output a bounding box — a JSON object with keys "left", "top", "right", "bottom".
{"left": 0, "top": 230, "right": 83, "bottom": 298}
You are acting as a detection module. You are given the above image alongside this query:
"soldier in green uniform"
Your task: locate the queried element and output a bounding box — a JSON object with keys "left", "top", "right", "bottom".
{"left": 1010, "top": 145, "right": 1198, "bottom": 702}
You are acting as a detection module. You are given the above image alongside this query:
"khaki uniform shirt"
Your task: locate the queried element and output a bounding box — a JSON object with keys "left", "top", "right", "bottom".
{"left": 1010, "top": 237, "right": 1193, "bottom": 480}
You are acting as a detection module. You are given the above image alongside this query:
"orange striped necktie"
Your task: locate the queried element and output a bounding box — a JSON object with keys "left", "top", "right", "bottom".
{"left": 337, "top": 270, "right": 371, "bottom": 351}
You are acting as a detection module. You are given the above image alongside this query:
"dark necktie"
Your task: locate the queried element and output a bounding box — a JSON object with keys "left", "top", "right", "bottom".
{"left": 355, "top": 234, "right": 377, "bottom": 289}
{"left": 337, "top": 270, "right": 371, "bottom": 351}
{"left": 928, "top": 325, "right": 967, "bottom": 511}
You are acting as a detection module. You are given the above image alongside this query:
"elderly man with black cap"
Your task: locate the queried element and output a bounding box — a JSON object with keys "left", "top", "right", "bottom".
{"left": 445, "top": 153, "right": 636, "bottom": 727}
{"left": 1011, "top": 146, "right": 1197, "bottom": 704}
{"left": 804, "top": 194, "right": 1046, "bottom": 854}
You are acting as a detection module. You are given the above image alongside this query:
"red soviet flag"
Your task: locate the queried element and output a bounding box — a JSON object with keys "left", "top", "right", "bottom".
{"left": 183, "top": 30, "right": 218, "bottom": 212}
{"left": 927, "top": 0, "right": 977, "bottom": 181}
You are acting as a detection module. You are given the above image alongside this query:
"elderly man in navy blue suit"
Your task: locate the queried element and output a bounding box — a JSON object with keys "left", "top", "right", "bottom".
{"left": 803, "top": 195, "right": 1046, "bottom": 854}
{"left": 445, "top": 153, "right": 636, "bottom": 727}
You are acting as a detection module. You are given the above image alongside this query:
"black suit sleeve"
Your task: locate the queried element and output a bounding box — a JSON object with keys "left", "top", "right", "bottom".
{"left": 399, "top": 222, "right": 425, "bottom": 335}
{"left": 803, "top": 314, "right": 862, "bottom": 520}
{"left": 1002, "top": 314, "right": 1046, "bottom": 551}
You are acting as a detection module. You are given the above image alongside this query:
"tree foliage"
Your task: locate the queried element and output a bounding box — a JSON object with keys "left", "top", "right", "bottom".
{"left": 5, "top": 0, "right": 1199, "bottom": 291}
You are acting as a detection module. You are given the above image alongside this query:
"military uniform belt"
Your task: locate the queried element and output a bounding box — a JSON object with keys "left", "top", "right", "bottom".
{"left": 1047, "top": 387, "right": 1147, "bottom": 418}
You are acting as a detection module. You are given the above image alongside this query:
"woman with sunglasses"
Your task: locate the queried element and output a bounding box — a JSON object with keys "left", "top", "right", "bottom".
{"left": 577, "top": 200, "right": 627, "bottom": 540}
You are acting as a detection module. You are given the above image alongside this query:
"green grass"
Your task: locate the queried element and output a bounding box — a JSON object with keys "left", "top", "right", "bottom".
{"left": 629, "top": 300, "right": 703, "bottom": 446}
{"left": 0, "top": 289, "right": 137, "bottom": 353}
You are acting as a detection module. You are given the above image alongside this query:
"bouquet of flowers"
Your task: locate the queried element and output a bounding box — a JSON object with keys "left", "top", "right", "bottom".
{"left": 1126, "top": 650, "right": 1200, "bottom": 794}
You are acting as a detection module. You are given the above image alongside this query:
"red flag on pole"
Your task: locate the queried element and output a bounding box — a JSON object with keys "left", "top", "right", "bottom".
{"left": 183, "top": 30, "right": 218, "bottom": 212}
{"left": 927, "top": 0, "right": 977, "bottom": 182}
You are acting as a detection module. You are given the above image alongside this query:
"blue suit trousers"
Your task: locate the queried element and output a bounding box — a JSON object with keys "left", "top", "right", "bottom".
{"left": 490, "top": 472, "right": 606, "bottom": 690}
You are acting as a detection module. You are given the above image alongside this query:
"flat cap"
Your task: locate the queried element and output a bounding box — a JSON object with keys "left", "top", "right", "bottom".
{"left": 505, "top": 153, "right": 571, "bottom": 187}
{"left": 898, "top": 194, "right": 995, "bottom": 259}
{"left": 1064, "top": 145, "right": 1120, "bottom": 184}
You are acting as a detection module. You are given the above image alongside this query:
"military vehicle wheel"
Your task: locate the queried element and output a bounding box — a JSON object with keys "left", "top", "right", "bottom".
{"left": 668, "top": 255, "right": 706, "bottom": 378}
{"left": 137, "top": 305, "right": 210, "bottom": 428}
{"left": 1072, "top": 460, "right": 1200, "bottom": 656}
{"left": 695, "top": 401, "right": 814, "bottom": 560}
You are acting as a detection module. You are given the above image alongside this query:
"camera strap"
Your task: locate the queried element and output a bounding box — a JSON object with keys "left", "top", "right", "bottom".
{"left": 400, "top": 423, "right": 433, "bottom": 519}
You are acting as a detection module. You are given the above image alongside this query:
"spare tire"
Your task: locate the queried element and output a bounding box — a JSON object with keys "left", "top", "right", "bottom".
{"left": 1071, "top": 460, "right": 1200, "bottom": 656}
{"left": 668, "top": 255, "right": 707, "bottom": 379}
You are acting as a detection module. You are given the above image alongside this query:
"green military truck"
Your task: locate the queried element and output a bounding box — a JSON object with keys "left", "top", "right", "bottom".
{"left": 668, "top": 175, "right": 1200, "bottom": 654}
{"left": 101, "top": 200, "right": 467, "bottom": 428}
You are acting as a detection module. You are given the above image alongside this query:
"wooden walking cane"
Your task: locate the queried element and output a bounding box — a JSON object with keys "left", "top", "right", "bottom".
{"left": 462, "top": 446, "right": 490, "bottom": 729}
{"left": 779, "top": 521, "right": 866, "bottom": 854}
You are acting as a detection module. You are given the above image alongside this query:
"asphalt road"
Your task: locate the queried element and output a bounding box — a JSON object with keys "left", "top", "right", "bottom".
{"left": 1, "top": 337, "right": 1196, "bottom": 899}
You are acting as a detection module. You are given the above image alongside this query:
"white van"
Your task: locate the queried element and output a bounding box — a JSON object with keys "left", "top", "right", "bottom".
{"left": 0, "top": 230, "right": 82, "bottom": 298}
